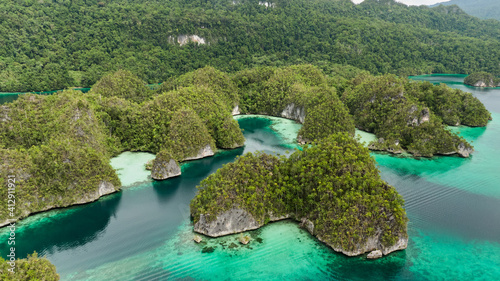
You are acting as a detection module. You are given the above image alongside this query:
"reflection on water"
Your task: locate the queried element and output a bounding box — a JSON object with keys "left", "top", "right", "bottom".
{"left": 2, "top": 78, "right": 500, "bottom": 280}
{"left": 0, "top": 192, "right": 122, "bottom": 261}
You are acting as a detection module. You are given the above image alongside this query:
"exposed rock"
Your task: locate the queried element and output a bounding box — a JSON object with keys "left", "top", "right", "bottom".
{"left": 98, "top": 181, "right": 116, "bottom": 197}
{"left": 183, "top": 144, "right": 215, "bottom": 161}
{"left": 0, "top": 105, "right": 11, "bottom": 122}
{"left": 151, "top": 154, "right": 181, "bottom": 180}
{"left": 474, "top": 81, "right": 488, "bottom": 87}
{"left": 381, "top": 237, "right": 408, "bottom": 255}
{"left": 168, "top": 35, "right": 206, "bottom": 46}
{"left": 258, "top": 1, "right": 275, "bottom": 8}
{"left": 75, "top": 180, "right": 118, "bottom": 204}
{"left": 194, "top": 206, "right": 407, "bottom": 257}
{"left": 145, "top": 160, "right": 153, "bottom": 170}
{"left": 419, "top": 108, "right": 430, "bottom": 124}
{"left": 194, "top": 235, "right": 202, "bottom": 243}
{"left": 239, "top": 234, "right": 251, "bottom": 245}
{"left": 281, "top": 103, "right": 305, "bottom": 124}
{"left": 457, "top": 142, "right": 473, "bottom": 158}
{"left": 268, "top": 212, "right": 290, "bottom": 221}
{"left": 407, "top": 106, "right": 430, "bottom": 126}
{"left": 1, "top": 180, "right": 118, "bottom": 228}
{"left": 367, "top": 250, "right": 383, "bottom": 259}
{"left": 471, "top": 79, "right": 499, "bottom": 87}
{"left": 300, "top": 218, "right": 314, "bottom": 235}
{"left": 194, "top": 208, "right": 261, "bottom": 237}
{"left": 232, "top": 105, "right": 240, "bottom": 116}
{"left": 297, "top": 135, "right": 307, "bottom": 145}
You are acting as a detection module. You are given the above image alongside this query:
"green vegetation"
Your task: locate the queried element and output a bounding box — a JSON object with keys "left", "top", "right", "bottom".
{"left": 0, "top": 69, "right": 245, "bottom": 225}
{"left": 88, "top": 70, "right": 244, "bottom": 153}
{"left": 89, "top": 70, "right": 153, "bottom": 103}
{"left": 0, "top": 252, "right": 59, "bottom": 281}
{"left": 406, "top": 81, "right": 492, "bottom": 126}
{"left": 234, "top": 64, "right": 355, "bottom": 142}
{"left": 341, "top": 74, "right": 488, "bottom": 157}
{"left": 1, "top": 0, "right": 500, "bottom": 92}
{"left": 190, "top": 133, "right": 408, "bottom": 253}
{"left": 157, "top": 66, "right": 239, "bottom": 110}
{"left": 464, "top": 72, "right": 500, "bottom": 87}
{"left": 0, "top": 91, "right": 121, "bottom": 224}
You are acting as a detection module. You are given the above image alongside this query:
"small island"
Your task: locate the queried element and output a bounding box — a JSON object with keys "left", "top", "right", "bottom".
{"left": 1, "top": 65, "right": 492, "bottom": 228}
{"left": 190, "top": 133, "right": 409, "bottom": 258}
{"left": 341, "top": 75, "right": 491, "bottom": 157}
{"left": 464, "top": 72, "right": 500, "bottom": 87}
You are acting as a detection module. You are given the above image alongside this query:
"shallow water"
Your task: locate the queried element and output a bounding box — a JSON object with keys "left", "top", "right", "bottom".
{"left": 1, "top": 76, "right": 500, "bottom": 280}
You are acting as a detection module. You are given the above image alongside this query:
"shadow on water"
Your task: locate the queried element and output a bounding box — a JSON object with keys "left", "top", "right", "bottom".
{"left": 325, "top": 249, "right": 410, "bottom": 281}
{"left": 152, "top": 176, "right": 183, "bottom": 204}
{"left": 0, "top": 191, "right": 122, "bottom": 259}
{"left": 373, "top": 153, "right": 469, "bottom": 177}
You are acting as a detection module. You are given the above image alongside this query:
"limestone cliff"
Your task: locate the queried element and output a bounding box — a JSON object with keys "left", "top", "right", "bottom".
{"left": 0, "top": 92, "right": 121, "bottom": 228}
{"left": 193, "top": 206, "right": 408, "bottom": 257}
{"left": 464, "top": 72, "right": 500, "bottom": 88}
{"left": 183, "top": 144, "right": 215, "bottom": 161}
{"left": 168, "top": 35, "right": 207, "bottom": 46}
{"left": 191, "top": 135, "right": 409, "bottom": 259}
{"left": 280, "top": 103, "right": 305, "bottom": 124}
{"left": 151, "top": 150, "right": 181, "bottom": 180}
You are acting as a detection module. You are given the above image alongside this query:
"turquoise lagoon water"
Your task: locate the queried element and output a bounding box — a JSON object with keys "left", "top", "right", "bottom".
{"left": 1, "top": 76, "right": 500, "bottom": 280}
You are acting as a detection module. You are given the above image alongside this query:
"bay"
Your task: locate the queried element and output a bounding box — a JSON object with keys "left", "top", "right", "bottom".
{"left": 1, "top": 75, "right": 499, "bottom": 280}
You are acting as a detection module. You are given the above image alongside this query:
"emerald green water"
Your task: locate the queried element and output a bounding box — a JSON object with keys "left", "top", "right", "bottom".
{"left": 1, "top": 76, "right": 500, "bottom": 280}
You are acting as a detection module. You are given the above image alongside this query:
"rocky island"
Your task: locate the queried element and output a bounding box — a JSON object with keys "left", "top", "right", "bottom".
{"left": 1, "top": 65, "right": 491, "bottom": 227}
{"left": 0, "top": 69, "right": 245, "bottom": 227}
{"left": 464, "top": 72, "right": 500, "bottom": 87}
{"left": 190, "top": 133, "right": 409, "bottom": 258}
{"left": 341, "top": 74, "right": 491, "bottom": 157}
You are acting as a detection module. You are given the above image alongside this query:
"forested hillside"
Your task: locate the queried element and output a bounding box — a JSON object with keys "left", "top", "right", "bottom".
{"left": 432, "top": 0, "right": 500, "bottom": 21}
{"left": 1, "top": 0, "right": 499, "bottom": 92}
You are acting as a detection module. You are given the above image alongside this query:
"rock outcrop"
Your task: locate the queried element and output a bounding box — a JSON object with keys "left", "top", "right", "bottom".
{"left": 281, "top": 103, "right": 305, "bottom": 124}
{"left": 470, "top": 80, "right": 499, "bottom": 88}
{"left": 367, "top": 250, "right": 383, "bottom": 259}
{"left": 193, "top": 206, "right": 408, "bottom": 257}
{"left": 168, "top": 35, "right": 207, "bottom": 46}
{"left": 183, "top": 144, "right": 215, "bottom": 161}
{"left": 464, "top": 72, "right": 500, "bottom": 88}
{"left": 457, "top": 142, "right": 474, "bottom": 158}
{"left": 0, "top": 180, "right": 118, "bottom": 228}
{"left": 232, "top": 105, "right": 240, "bottom": 116}
{"left": 194, "top": 208, "right": 261, "bottom": 237}
{"left": 151, "top": 151, "right": 181, "bottom": 180}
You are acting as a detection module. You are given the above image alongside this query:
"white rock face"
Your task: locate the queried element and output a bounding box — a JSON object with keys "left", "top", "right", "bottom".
{"left": 301, "top": 218, "right": 314, "bottom": 234}
{"left": 98, "top": 181, "right": 116, "bottom": 197}
{"left": 367, "top": 250, "right": 383, "bottom": 259}
{"left": 0, "top": 180, "right": 119, "bottom": 228}
{"left": 281, "top": 103, "right": 305, "bottom": 124}
{"left": 474, "top": 81, "right": 487, "bottom": 87}
{"left": 169, "top": 35, "right": 206, "bottom": 46}
{"left": 194, "top": 208, "right": 261, "bottom": 237}
{"left": 232, "top": 105, "right": 240, "bottom": 116}
{"left": 457, "top": 142, "right": 473, "bottom": 158}
{"left": 194, "top": 207, "right": 408, "bottom": 257}
{"left": 258, "top": 1, "right": 275, "bottom": 8}
{"left": 382, "top": 237, "right": 408, "bottom": 255}
{"left": 183, "top": 144, "right": 215, "bottom": 161}
{"left": 151, "top": 158, "right": 181, "bottom": 180}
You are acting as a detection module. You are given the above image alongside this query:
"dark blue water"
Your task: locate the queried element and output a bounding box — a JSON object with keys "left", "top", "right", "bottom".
{"left": 1, "top": 77, "right": 499, "bottom": 280}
